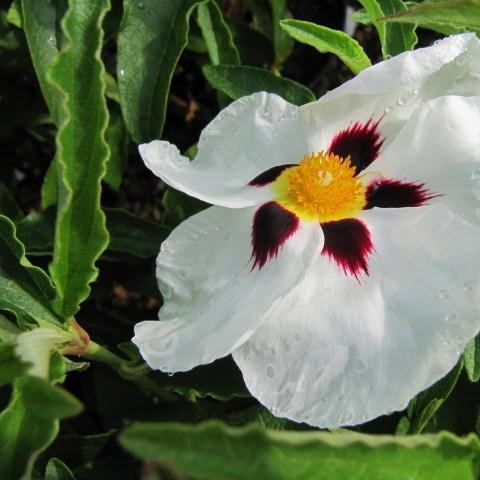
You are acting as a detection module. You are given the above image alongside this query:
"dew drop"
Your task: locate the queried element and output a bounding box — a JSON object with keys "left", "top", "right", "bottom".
{"left": 436, "top": 289, "right": 449, "bottom": 300}
{"left": 266, "top": 364, "right": 275, "bottom": 379}
{"left": 384, "top": 106, "right": 391, "bottom": 114}
{"left": 412, "top": 88, "right": 419, "bottom": 95}
{"left": 138, "top": 1, "right": 144, "bottom": 8}
{"left": 167, "top": 372, "right": 174, "bottom": 377}
{"left": 397, "top": 96, "right": 407, "bottom": 106}
{"left": 471, "top": 167, "right": 480, "bottom": 180}
{"left": 445, "top": 312, "right": 459, "bottom": 324}
{"left": 353, "top": 358, "right": 367, "bottom": 372}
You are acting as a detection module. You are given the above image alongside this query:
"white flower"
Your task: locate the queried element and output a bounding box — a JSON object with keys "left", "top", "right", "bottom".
{"left": 132, "top": 34, "right": 480, "bottom": 428}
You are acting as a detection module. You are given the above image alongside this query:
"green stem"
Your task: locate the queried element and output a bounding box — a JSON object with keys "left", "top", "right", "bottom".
{"left": 83, "top": 340, "right": 175, "bottom": 400}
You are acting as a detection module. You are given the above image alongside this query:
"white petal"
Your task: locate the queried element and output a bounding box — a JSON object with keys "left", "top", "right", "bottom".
{"left": 133, "top": 206, "right": 323, "bottom": 372}
{"left": 367, "top": 95, "right": 480, "bottom": 227}
{"left": 139, "top": 92, "right": 306, "bottom": 208}
{"left": 233, "top": 205, "right": 480, "bottom": 428}
{"left": 15, "top": 327, "right": 74, "bottom": 378}
{"left": 299, "top": 33, "right": 480, "bottom": 155}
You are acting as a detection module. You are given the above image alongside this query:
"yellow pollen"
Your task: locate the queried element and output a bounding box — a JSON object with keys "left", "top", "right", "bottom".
{"left": 274, "top": 152, "right": 366, "bottom": 222}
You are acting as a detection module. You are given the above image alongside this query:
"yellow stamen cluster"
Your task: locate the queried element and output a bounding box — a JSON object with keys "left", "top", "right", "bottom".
{"left": 274, "top": 152, "right": 366, "bottom": 222}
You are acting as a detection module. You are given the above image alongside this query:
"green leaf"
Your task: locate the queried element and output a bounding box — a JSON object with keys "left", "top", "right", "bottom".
{"left": 0, "top": 183, "right": 23, "bottom": 222}
{"left": 383, "top": 0, "right": 480, "bottom": 34}
{"left": 105, "top": 208, "right": 170, "bottom": 259}
{"left": 21, "top": 0, "right": 68, "bottom": 124}
{"left": 0, "top": 343, "right": 29, "bottom": 386}
{"left": 270, "top": 0, "right": 294, "bottom": 64}
{"left": 225, "top": 18, "right": 274, "bottom": 67}
{"left": 45, "top": 458, "right": 76, "bottom": 480}
{"left": 47, "top": 0, "right": 111, "bottom": 318}
{"left": 0, "top": 376, "right": 82, "bottom": 480}
{"left": 378, "top": 0, "right": 417, "bottom": 56}
{"left": 407, "top": 360, "right": 463, "bottom": 434}
{"left": 279, "top": 19, "right": 371, "bottom": 75}
{"left": 203, "top": 64, "right": 315, "bottom": 105}
{"left": 162, "top": 188, "right": 208, "bottom": 229}
{"left": 357, "top": 0, "right": 387, "bottom": 53}
{"left": 464, "top": 334, "right": 480, "bottom": 382}
{"left": 0, "top": 214, "right": 60, "bottom": 327}
{"left": 7, "top": 0, "right": 22, "bottom": 28}
{"left": 104, "top": 105, "right": 128, "bottom": 191}
{"left": 196, "top": 1, "right": 240, "bottom": 66}
{"left": 17, "top": 207, "right": 170, "bottom": 260}
{"left": 117, "top": 0, "right": 206, "bottom": 143}
{"left": 120, "top": 421, "right": 480, "bottom": 480}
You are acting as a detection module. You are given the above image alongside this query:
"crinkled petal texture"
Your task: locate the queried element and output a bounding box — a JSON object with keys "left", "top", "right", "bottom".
{"left": 299, "top": 33, "right": 480, "bottom": 161}
{"left": 233, "top": 205, "right": 480, "bottom": 428}
{"left": 364, "top": 95, "right": 480, "bottom": 227}
{"left": 139, "top": 92, "right": 307, "bottom": 208}
{"left": 133, "top": 206, "right": 323, "bottom": 372}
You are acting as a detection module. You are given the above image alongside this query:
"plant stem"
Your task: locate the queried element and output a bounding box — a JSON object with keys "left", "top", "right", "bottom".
{"left": 82, "top": 340, "right": 175, "bottom": 400}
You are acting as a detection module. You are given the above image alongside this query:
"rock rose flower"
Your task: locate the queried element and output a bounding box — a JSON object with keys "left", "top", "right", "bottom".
{"left": 133, "top": 34, "right": 480, "bottom": 427}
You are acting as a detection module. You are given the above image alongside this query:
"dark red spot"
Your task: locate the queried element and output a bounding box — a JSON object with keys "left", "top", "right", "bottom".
{"left": 321, "top": 219, "right": 373, "bottom": 277}
{"left": 248, "top": 164, "right": 296, "bottom": 187}
{"left": 251, "top": 202, "right": 299, "bottom": 270}
{"left": 328, "top": 118, "right": 384, "bottom": 174}
{"left": 365, "top": 178, "right": 437, "bottom": 209}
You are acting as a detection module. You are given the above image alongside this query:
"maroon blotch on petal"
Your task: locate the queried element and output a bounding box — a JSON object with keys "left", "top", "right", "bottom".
{"left": 321, "top": 219, "right": 373, "bottom": 277}
{"left": 365, "top": 178, "right": 437, "bottom": 209}
{"left": 328, "top": 119, "right": 384, "bottom": 174}
{"left": 248, "top": 164, "right": 297, "bottom": 187}
{"left": 251, "top": 201, "right": 299, "bottom": 270}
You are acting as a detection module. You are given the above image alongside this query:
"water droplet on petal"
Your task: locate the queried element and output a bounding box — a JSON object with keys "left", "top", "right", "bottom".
{"left": 353, "top": 358, "right": 367, "bottom": 372}
{"left": 471, "top": 167, "right": 480, "bottom": 180}
{"left": 436, "top": 289, "right": 449, "bottom": 300}
{"left": 445, "top": 312, "right": 459, "bottom": 324}
{"left": 266, "top": 364, "right": 275, "bottom": 379}
{"left": 384, "top": 107, "right": 391, "bottom": 114}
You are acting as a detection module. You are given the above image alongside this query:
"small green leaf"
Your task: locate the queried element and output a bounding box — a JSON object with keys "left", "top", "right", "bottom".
{"left": 270, "top": 0, "right": 294, "bottom": 64}
{"left": 120, "top": 421, "right": 480, "bottom": 480}
{"left": 0, "top": 183, "right": 23, "bottom": 222}
{"left": 0, "top": 376, "right": 82, "bottom": 480}
{"left": 0, "top": 214, "right": 60, "bottom": 327}
{"left": 464, "top": 334, "right": 480, "bottom": 382}
{"left": 117, "top": 0, "right": 206, "bottom": 143}
{"left": 45, "top": 458, "right": 76, "bottom": 480}
{"left": 280, "top": 19, "right": 371, "bottom": 74}
{"left": 7, "top": 0, "right": 22, "bottom": 28}
{"left": 47, "top": 0, "right": 111, "bottom": 318}
{"left": 203, "top": 64, "right": 315, "bottom": 105}
{"left": 196, "top": 1, "right": 240, "bottom": 66}
{"left": 408, "top": 360, "right": 464, "bottom": 434}
{"left": 383, "top": 0, "right": 480, "bottom": 34}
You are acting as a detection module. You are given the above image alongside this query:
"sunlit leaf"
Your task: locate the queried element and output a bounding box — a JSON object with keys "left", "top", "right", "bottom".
{"left": 280, "top": 19, "right": 371, "bottom": 74}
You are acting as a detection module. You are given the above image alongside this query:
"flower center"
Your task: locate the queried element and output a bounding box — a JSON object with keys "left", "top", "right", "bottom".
{"left": 274, "top": 152, "right": 366, "bottom": 222}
